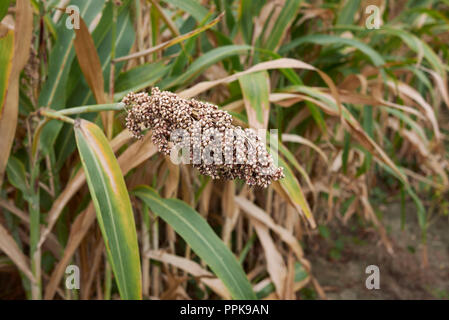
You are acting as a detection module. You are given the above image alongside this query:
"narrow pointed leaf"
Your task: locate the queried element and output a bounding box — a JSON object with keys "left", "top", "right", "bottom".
{"left": 74, "top": 119, "right": 141, "bottom": 300}
{"left": 274, "top": 157, "right": 316, "bottom": 228}
{"left": 0, "top": 29, "right": 14, "bottom": 119}
{"left": 168, "top": 45, "right": 251, "bottom": 88}
{"left": 239, "top": 71, "right": 270, "bottom": 129}
{"left": 133, "top": 185, "right": 256, "bottom": 300}
{"left": 263, "top": 0, "right": 303, "bottom": 51}
{"left": 0, "top": 223, "right": 35, "bottom": 284}
{"left": 161, "top": 0, "right": 208, "bottom": 22}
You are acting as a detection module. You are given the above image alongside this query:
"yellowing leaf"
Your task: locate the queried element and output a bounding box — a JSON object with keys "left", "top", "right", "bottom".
{"left": 0, "top": 0, "right": 33, "bottom": 186}
{"left": 75, "top": 119, "right": 142, "bottom": 300}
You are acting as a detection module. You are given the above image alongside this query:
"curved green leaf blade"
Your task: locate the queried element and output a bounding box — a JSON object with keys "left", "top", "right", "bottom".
{"left": 256, "top": 262, "right": 308, "bottom": 299}
{"left": 263, "top": 0, "right": 303, "bottom": 51}
{"left": 275, "top": 156, "right": 316, "bottom": 228}
{"left": 168, "top": 45, "right": 251, "bottom": 88}
{"left": 162, "top": 0, "right": 208, "bottom": 22}
{"left": 239, "top": 71, "right": 270, "bottom": 129}
{"left": 280, "top": 34, "right": 385, "bottom": 67}
{"left": 133, "top": 185, "right": 256, "bottom": 300}
{"left": 74, "top": 119, "right": 141, "bottom": 300}
{"left": 114, "top": 62, "right": 169, "bottom": 100}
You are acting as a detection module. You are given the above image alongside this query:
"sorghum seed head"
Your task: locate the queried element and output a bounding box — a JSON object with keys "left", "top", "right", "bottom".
{"left": 122, "top": 87, "right": 284, "bottom": 187}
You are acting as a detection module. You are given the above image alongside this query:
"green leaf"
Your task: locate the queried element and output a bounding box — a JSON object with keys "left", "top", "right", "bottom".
{"left": 39, "top": 0, "right": 107, "bottom": 109}
{"left": 377, "top": 162, "right": 426, "bottom": 233}
{"left": 239, "top": 71, "right": 270, "bottom": 129}
{"left": 162, "top": 0, "right": 209, "bottom": 22}
{"left": 280, "top": 34, "right": 386, "bottom": 67}
{"left": 133, "top": 185, "right": 257, "bottom": 300}
{"left": 57, "top": 2, "right": 134, "bottom": 170}
{"left": 238, "top": 0, "right": 264, "bottom": 44}
{"left": 337, "top": 0, "right": 361, "bottom": 25}
{"left": 74, "top": 119, "right": 141, "bottom": 300}
{"left": 114, "top": 62, "right": 168, "bottom": 98}
{"left": 256, "top": 262, "right": 308, "bottom": 299}
{"left": 0, "top": 29, "right": 14, "bottom": 118}
{"left": 381, "top": 26, "right": 446, "bottom": 77}
{"left": 263, "top": 0, "right": 302, "bottom": 51}
{"left": 6, "top": 156, "right": 28, "bottom": 194}
{"left": 0, "top": 0, "right": 11, "bottom": 23}
{"left": 39, "top": 0, "right": 107, "bottom": 155}
{"left": 167, "top": 45, "right": 251, "bottom": 88}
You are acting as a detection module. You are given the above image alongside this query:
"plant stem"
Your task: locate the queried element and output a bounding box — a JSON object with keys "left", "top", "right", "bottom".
{"left": 56, "top": 103, "right": 126, "bottom": 116}
{"left": 36, "top": 103, "right": 126, "bottom": 123}
{"left": 33, "top": 103, "right": 126, "bottom": 159}
{"left": 26, "top": 117, "right": 41, "bottom": 299}
{"left": 29, "top": 153, "right": 41, "bottom": 299}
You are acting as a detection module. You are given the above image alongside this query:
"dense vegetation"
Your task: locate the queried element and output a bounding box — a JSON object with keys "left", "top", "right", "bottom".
{"left": 0, "top": 0, "right": 448, "bottom": 299}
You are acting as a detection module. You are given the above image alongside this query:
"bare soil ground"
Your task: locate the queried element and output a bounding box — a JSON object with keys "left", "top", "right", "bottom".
{"left": 306, "top": 202, "right": 449, "bottom": 300}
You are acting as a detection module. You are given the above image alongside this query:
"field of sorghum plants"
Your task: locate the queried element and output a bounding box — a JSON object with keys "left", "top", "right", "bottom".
{"left": 0, "top": 0, "right": 448, "bottom": 300}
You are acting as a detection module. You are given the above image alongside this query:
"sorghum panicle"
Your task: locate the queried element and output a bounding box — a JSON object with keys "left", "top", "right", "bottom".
{"left": 122, "top": 87, "right": 284, "bottom": 187}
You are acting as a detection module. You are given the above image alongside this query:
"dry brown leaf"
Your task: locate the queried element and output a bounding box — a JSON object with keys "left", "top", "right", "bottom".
{"left": 360, "top": 189, "right": 394, "bottom": 255}
{"left": 163, "top": 156, "right": 180, "bottom": 198}
{"left": 252, "top": 220, "right": 287, "bottom": 298}
{"left": 179, "top": 58, "right": 343, "bottom": 118}
{"left": 221, "top": 181, "right": 239, "bottom": 246}
{"left": 387, "top": 80, "right": 441, "bottom": 142}
{"left": 0, "top": 0, "right": 33, "bottom": 186}
{"left": 222, "top": 99, "right": 245, "bottom": 112}
{"left": 0, "top": 223, "right": 35, "bottom": 284}
{"left": 44, "top": 205, "right": 96, "bottom": 300}
{"left": 180, "top": 165, "right": 194, "bottom": 206}
{"left": 282, "top": 133, "right": 329, "bottom": 164}
{"left": 39, "top": 131, "right": 155, "bottom": 249}
{"left": 145, "top": 250, "right": 231, "bottom": 299}
{"left": 81, "top": 239, "right": 104, "bottom": 300}
{"left": 387, "top": 117, "right": 448, "bottom": 187}
{"left": 283, "top": 252, "right": 296, "bottom": 300}
{"left": 421, "top": 67, "right": 449, "bottom": 109}
{"left": 235, "top": 196, "right": 304, "bottom": 259}
{"left": 73, "top": 16, "right": 109, "bottom": 132}
{"left": 199, "top": 180, "right": 213, "bottom": 217}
